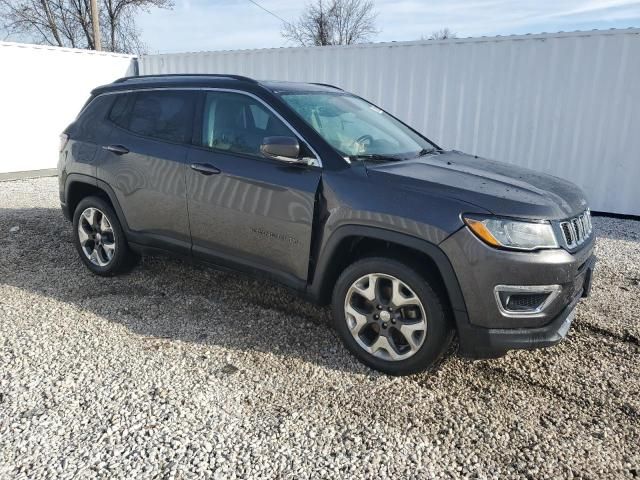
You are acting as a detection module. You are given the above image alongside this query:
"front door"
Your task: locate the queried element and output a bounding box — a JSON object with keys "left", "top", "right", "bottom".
{"left": 186, "top": 91, "right": 321, "bottom": 284}
{"left": 98, "top": 90, "right": 196, "bottom": 254}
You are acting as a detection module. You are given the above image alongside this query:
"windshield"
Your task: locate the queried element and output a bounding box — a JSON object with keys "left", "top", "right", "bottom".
{"left": 280, "top": 92, "right": 436, "bottom": 160}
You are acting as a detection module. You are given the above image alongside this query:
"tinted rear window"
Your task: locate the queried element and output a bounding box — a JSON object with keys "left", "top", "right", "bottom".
{"left": 108, "top": 91, "right": 195, "bottom": 144}
{"left": 109, "top": 94, "right": 132, "bottom": 127}
{"left": 69, "top": 95, "right": 114, "bottom": 141}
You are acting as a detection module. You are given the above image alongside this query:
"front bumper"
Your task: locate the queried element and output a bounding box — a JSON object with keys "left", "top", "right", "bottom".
{"left": 440, "top": 225, "right": 596, "bottom": 358}
{"left": 455, "top": 255, "right": 594, "bottom": 358}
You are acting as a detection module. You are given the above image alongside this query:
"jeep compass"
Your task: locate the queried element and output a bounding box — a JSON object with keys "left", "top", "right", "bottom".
{"left": 58, "top": 74, "right": 596, "bottom": 375}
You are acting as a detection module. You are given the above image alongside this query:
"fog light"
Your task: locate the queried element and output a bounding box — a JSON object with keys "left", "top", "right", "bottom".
{"left": 494, "top": 285, "right": 561, "bottom": 317}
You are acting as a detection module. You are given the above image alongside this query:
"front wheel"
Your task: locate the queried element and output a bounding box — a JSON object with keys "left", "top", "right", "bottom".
{"left": 332, "top": 257, "right": 453, "bottom": 375}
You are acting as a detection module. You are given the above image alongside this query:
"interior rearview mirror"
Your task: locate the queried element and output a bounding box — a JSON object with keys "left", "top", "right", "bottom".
{"left": 260, "top": 136, "right": 300, "bottom": 161}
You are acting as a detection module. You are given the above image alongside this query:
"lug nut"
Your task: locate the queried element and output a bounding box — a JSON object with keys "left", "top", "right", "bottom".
{"left": 374, "top": 314, "right": 379, "bottom": 319}
{"left": 377, "top": 305, "right": 383, "bottom": 310}
{"left": 382, "top": 322, "right": 388, "bottom": 328}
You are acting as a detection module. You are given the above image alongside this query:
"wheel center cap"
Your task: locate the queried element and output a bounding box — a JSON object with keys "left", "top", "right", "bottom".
{"left": 379, "top": 310, "right": 391, "bottom": 322}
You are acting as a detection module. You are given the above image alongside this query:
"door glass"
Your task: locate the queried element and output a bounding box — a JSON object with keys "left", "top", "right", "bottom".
{"left": 201, "top": 92, "right": 294, "bottom": 156}
{"left": 109, "top": 91, "right": 195, "bottom": 144}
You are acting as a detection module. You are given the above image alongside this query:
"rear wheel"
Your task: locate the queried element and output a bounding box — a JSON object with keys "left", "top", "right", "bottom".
{"left": 332, "top": 257, "right": 453, "bottom": 375}
{"left": 72, "top": 196, "right": 136, "bottom": 276}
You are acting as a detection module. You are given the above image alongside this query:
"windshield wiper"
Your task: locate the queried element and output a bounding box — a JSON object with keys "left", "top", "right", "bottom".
{"left": 416, "top": 148, "right": 440, "bottom": 157}
{"left": 348, "top": 154, "right": 403, "bottom": 163}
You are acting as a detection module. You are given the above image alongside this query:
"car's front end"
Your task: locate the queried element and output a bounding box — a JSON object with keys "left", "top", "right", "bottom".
{"left": 361, "top": 150, "right": 596, "bottom": 359}
{"left": 440, "top": 209, "right": 596, "bottom": 358}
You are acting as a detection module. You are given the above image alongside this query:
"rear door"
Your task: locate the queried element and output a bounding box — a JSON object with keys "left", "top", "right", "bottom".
{"left": 185, "top": 90, "right": 322, "bottom": 285}
{"left": 98, "top": 90, "right": 196, "bottom": 254}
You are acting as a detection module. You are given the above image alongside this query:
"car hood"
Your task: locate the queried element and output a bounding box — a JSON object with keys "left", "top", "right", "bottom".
{"left": 365, "top": 151, "right": 588, "bottom": 220}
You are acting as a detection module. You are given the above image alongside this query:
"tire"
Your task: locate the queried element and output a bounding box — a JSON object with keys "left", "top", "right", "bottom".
{"left": 72, "top": 196, "right": 136, "bottom": 276}
{"left": 332, "top": 257, "right": 453, "bottom": 375}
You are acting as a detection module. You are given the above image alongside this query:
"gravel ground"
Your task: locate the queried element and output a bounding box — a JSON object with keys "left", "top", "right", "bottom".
{"left": 1, "top": 177, "right": 639, "bottom": 479}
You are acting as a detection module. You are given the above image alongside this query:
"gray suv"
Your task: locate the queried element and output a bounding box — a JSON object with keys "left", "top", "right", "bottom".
{"left": 58, "top": 74, "right": 596, "bottom": 375}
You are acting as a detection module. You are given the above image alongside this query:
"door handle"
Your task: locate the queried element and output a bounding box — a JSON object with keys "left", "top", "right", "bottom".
{"left": 103, "top": 144, "right": 130, "bottom": 155}
{"left": 190, "top": 163, "right": 221, "bottom": 175}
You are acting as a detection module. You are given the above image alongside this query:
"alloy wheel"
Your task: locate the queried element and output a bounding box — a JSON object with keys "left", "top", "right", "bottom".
{"left": 344, "top": 273, "right": 428, "bottom": 361}
{"left": 77, "top": 207, "right": 116, "bottom": 267}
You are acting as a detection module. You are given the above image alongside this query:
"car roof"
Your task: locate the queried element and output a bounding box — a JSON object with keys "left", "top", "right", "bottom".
{"left": 92, "top": 74, "right": 343, "bottom": 95}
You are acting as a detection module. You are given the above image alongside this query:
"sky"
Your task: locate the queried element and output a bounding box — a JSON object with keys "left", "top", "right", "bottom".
{"left": 137, "top": 0, "right": 640, "bottom": 53}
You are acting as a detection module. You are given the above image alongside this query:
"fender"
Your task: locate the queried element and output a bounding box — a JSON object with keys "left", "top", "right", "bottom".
{"left": 95, "top": 178, "right": 131, "bottom": 232}
{"left": 65, "top": 175, "right": 150, "bottom": 250}
{"left": 61, "top": 173, "right": 98, "bottom": 221}
{"left": 64, "top": 174, "right": 132, "bottom": 233}
{"left": 307, "top": 224, "right": 470, "bottom": 332}
{"left": 64, "top": 173, "right": 97, "bottom": 192}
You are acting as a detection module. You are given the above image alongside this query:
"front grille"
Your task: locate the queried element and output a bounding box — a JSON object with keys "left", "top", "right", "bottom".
{"left": 559, "top": 210, "right": 592, "bottom": 248}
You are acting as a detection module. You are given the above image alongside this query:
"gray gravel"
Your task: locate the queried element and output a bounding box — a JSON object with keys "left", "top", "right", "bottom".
{"left": 1, "top": 176, "right": 639, "bottom": 479}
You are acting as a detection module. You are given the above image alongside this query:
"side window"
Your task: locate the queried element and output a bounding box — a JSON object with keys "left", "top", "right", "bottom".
{"left": 109, "top": 91, "right": 195, "bottom": 144}
{"left": 108, "top": 94, "right": 132, "bottom": 128}
{"left": 249, "top": 104, "right": 269, "bottom": 129}
{"left": 72, "top": 95, "right": 115, "bottom": 142}
{"left": 201, "top": 92, "right": 295, "bottom": 157}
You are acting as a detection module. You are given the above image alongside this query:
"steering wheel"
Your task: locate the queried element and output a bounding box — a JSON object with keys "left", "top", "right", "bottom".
{"left": 354, "top": 134, "right": 374, "bottom": 154}
{"left": 356, "top": 134, "right": 374, "bottom": 147}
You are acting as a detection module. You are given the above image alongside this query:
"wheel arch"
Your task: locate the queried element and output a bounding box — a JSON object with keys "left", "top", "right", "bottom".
{"left": 308, "top": 225, "right": 468, "bottom": 318}
{"left": 64, "top": 174, "right": 130, "bottom": 232}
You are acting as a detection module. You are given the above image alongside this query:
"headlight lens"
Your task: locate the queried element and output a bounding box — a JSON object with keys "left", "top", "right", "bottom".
{"left": 464, "top": 215, "right": 559, "bottom": 250}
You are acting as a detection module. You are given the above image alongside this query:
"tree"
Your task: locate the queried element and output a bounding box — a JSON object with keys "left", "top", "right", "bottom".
{"left": 0, "top": 0, "right": 172, "bottom": 53}
{"left": 283, "top": 0, "right": 378, "bottom": 47}
{"left": 427, "top": 28, "right": 457, "bottom": 40}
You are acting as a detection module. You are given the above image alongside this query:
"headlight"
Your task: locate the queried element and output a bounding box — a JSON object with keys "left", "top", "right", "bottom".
{"left": 463, "top": 214, "right": 559, "bottom": 251}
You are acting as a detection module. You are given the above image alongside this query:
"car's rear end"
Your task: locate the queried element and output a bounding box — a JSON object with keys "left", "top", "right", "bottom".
{"left": 58, "top": 93, "right": 114, "bottom": 220}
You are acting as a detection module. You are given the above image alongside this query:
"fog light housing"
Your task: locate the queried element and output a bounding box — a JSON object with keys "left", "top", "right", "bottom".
{"left": 494, "top": 285, "right": 561, "bottom": 317}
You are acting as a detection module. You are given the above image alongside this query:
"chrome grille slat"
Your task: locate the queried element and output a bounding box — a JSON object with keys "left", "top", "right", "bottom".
{"left": 572, "top": 219, "right": 581, "bottom": 243}
{"left": 561, "top": 223, "right": 573, "bottom": 244}
{"left": 559, "top": 210, "right": 592, "bottom": 249}
{"left": 577, "top": 218, "right": 584, "bottom": 241}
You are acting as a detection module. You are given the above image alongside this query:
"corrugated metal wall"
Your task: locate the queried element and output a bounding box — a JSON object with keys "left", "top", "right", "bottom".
{"left": 140, "top": 29, "right": 640, "bottom": 216}
{"left": 0, "top": 42, "right": 135, "bottom": 174}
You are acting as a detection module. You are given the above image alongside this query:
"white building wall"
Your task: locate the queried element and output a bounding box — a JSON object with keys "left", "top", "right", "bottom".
{"left": 140, "top": 29, "right": 640, "bottom": 216}
{"left": 0, "top": 42, "right": 135, "bottom": 174}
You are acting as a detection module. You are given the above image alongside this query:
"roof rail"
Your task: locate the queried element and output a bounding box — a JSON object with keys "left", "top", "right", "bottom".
{"left": 114, "top": 73, "right": 258, "bottom": 84}
{"left": 309, "top": 82, "right": 343, "bottom": 91}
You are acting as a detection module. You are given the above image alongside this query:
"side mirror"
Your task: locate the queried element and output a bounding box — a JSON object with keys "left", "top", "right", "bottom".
{"left": 260, "top": 136, "right": 300, "bottom": 162}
